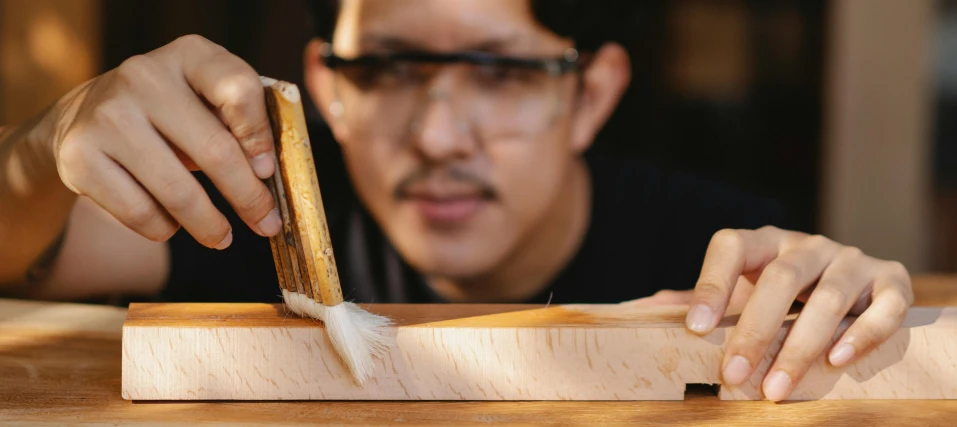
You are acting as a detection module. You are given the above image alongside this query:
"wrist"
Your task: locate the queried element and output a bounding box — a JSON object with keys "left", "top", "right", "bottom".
{"left": 3, "top": 115, "right": 74, "bottom": 201}
{"left": 0, "top": 80, "right": 95, "bottom": 287}
{"left": 5, "top": 79, "right": 96, "bottom": 197}
{"left": 32, "top": 78, "right": 95, "bottom": 167}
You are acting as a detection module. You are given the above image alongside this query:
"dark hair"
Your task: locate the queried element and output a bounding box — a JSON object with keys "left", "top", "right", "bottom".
{"left": 306, "top": 0, "right": 638, "bottom": 52}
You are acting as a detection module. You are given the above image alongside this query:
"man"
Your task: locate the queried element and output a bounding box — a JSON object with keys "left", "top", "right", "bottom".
{"left": 0, "top": 0, "right": 913, "bottom": 402}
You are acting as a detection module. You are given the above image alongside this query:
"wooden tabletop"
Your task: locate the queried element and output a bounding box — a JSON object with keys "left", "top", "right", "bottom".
{"left": 3, "top": 276, "right": 957, "bottom": 426}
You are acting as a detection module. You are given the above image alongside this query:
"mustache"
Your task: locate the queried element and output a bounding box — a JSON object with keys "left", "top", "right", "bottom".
{"left": 393, "top": 166, "right": 497, "bottom": 199}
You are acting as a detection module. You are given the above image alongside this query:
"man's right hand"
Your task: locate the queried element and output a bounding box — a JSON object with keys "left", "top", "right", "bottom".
{"left": 52, "top": 35, "right": 281, "bottom": 249}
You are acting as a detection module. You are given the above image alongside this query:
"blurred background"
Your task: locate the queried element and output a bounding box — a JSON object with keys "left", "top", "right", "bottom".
{"left": 0, "top": 0, "right": 948, "bottom": 274}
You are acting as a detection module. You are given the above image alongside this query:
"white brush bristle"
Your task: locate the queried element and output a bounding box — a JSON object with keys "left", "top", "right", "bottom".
{"left": 281, "top": 289, "right": 394, "bottom": 384}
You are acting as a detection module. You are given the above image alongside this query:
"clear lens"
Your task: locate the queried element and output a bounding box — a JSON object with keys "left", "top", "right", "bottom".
{"left": 330, "top": 60, "right": 570, "bottom": 142}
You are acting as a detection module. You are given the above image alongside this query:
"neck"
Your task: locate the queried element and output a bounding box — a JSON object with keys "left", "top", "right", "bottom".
{"left": 428, "top": 158, "right": 592, "bottom": 303}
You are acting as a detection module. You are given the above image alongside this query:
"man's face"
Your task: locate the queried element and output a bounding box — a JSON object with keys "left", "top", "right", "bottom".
{"left": 307, "top": 0, "right": 590, "bottom": 280}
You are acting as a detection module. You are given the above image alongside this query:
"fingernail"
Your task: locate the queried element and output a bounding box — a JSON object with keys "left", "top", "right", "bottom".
{"left": 257, "top": 209, "right": 282, "bottom": 236}
{"left": 763, "top": 370, "right": 792, "bottom": 402}
{"left": 829, "top": 343, "right": 856, "bottom": 366}
{"left": 723, "top": 355, "right": 751, "bottom": 385}
{"left": 686, "top": 304, "right": 715, "bottom": 333}
{"left": 214, "top": 230, "right": 233, "bottom": 250}
{"left": 251, "top": 153, "right": 276, "bottom": 179}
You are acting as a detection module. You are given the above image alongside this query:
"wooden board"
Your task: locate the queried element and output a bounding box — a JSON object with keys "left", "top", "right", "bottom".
{"left": 5, "top": 286, "right": 957, "bottom": 426}
{"left": 120, "top": 302, "right": 957, "bottom": 401}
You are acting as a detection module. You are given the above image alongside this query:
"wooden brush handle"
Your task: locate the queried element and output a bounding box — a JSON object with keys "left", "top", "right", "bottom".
{"left": 262, "top": 78, "right": 344, "bottom": 307}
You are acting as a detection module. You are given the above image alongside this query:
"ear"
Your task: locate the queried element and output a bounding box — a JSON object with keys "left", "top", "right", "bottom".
{"left": 569, "top": 42, "right": 631, "bottom": 153}
{"left": 303, "top": 38, "right": 351, "bottom": 142}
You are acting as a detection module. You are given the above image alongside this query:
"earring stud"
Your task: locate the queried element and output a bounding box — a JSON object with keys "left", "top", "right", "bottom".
{"left": 329, "top": 100, "right": 344, "bottom": 117}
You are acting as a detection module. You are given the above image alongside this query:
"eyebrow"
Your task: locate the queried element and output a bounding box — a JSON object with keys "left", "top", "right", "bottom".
{"left": 357, "top": 33, "right": 526, "bottom": 54}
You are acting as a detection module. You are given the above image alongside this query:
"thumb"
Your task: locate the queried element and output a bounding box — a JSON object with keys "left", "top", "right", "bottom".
{"left": 622, "top": 289, "right": 694, "bottom": 307}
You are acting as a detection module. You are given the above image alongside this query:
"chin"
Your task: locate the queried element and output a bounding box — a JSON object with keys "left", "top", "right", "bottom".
{"left": 385, "top": 210, "right": 515, "bottom": 280}
{"left": 406, "top": 243, "right": 506, "bottom": 280}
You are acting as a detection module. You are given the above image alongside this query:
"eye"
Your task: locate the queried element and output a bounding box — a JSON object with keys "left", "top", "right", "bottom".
{"left": 474, "top": 64, "right": 538, "bottom": 87}
{"left": 344, "top": 60, "right": 423, "bottom": 90}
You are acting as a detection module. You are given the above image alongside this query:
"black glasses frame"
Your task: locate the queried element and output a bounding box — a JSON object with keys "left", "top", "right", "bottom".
{"left": 320, "top": 43, "right": 582, "bottom": 75}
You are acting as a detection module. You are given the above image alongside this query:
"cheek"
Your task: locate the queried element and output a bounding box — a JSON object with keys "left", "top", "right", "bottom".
{"left": 338, "top": 139, "right": 406, "bottom": 215}
{"left": 489, "top": 140, "right": 568, "bottom": 225}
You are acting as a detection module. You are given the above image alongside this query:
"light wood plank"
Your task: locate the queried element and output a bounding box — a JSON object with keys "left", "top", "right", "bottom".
{"left": 4, "top": 281, "right": 957, "bottom": 425}
{"left": 121, "top": 303, "right": 957, "bottom": 401}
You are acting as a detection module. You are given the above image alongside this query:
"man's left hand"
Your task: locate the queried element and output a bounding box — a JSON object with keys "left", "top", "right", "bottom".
{"left": 628, "top": 226, "right": 913, "bottom": 402}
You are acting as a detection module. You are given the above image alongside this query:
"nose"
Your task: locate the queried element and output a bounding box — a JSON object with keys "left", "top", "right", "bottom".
{"left": 409, "top": 85, "right": 476, "bottom": 162}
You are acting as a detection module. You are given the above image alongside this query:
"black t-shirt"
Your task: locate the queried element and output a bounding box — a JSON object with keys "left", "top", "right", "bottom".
{"left": 162, "top": 129, "right": 793, "bottom": 304}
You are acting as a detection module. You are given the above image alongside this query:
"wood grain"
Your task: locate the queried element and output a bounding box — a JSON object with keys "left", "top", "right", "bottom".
{"left": 3, "top": 275, "right": 957, "bottom": 425}
{"left": 123, "top": 302, "right": 541, "bottom": 327}
{"left": 911, "top": 274, "right": 957, "bottom": 306}
{"left": 121, "top": 302, "right": 957, "bottom": 401}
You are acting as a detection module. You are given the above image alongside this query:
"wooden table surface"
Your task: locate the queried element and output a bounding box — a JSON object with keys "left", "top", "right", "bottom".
{"left": 3, "top": 276, "right": 957, "bottom": 426}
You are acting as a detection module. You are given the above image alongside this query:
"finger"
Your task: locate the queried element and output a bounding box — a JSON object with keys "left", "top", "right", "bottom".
{"left": 112, "top": 53, "right": 280, "bottom": 237}
{"left": 630, "top": 279, "right": 754, "bottom": 312}
{"left": 848, "top": 285, "right": 874, "bottom": 315}
{"left": 827, "top": 262, "right": 912, "bottom": 367}
{"left": 155, "top": 35, "right": 276, "bottom": 179}
{"left": 155, "top": 100, "right": 280, "bottom": 238}
{"left": 623, "top": 290, "right": 693, "bottom": 307}
{"left": 726, "top": 276, "right": 755, "bottom": 316}
{"left": 171, "top": 144, "right": 200, "bottom": 171}
{"left": 761, "top": 246, "right": 870, "bottom": 401}
{"left": 686, "top": 227, "right": 787, "bottom": 334}
{"left": 721, "top": 234, "right": 841, "bottom": 387}
{"left": 58, "top": 141, "right": 182, "bottom": 243}
{"left": 91, "top": 100, "right": 233, "bottom": 249}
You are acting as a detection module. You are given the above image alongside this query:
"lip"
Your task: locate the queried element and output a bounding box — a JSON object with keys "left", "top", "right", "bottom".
{"left": 407, "top": 196, "right": 485, "bottom": 224}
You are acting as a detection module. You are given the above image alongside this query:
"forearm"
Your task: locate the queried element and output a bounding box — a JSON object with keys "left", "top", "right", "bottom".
{"left": 0, "top": 110, "right": 77, "bottom": 286}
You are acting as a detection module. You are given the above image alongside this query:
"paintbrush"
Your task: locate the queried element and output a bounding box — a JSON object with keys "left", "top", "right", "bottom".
{"left": 259, "top": 76, "right": 394, "bottom": 384}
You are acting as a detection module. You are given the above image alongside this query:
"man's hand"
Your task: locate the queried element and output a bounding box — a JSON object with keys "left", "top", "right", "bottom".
{"left": 666, "top": 226, "right": 913, "bottom": 401}
{"left": 52, "top": 35, "right": 281, "bottom": 249}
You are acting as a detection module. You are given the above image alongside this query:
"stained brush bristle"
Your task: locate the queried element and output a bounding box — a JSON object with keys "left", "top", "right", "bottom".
{"left": 281, "top": 289, "right": 394, "bottom": 384}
